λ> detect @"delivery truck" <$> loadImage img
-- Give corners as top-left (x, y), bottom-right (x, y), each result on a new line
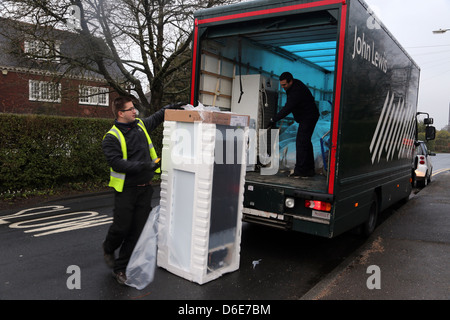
top-left (189, 0), bottom-right (435, 238)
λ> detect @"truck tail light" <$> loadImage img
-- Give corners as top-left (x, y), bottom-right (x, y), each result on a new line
top-left (419, 156), bottom-right (425, 165)
top-left (305, 200), bottom-right (332, 212)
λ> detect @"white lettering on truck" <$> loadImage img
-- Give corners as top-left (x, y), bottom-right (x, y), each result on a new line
top-left (351, 25), bottom-right (388, 73)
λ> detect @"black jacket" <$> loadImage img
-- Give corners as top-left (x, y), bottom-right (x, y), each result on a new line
top-left (273, 79), bottom-right (319, 123)
top-left (102, 109), bottom-right (165, 187)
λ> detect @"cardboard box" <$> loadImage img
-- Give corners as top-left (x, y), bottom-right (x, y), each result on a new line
top-left (165, 109), bottom-right (249, 127)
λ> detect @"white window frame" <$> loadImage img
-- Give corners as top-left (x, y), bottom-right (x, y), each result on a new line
top-left (79, 85), bottom-right (109, 106)
top-left (24, 39), bottom-right (61, 63)
top-left (29, 80), bottom-right (61, 103)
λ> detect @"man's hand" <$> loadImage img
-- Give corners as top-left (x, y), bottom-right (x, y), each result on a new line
top-left (145, 158), bottom-right (161, 172)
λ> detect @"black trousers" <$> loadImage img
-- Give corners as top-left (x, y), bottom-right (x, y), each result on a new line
top-left (295, 117), bottom-right (319, 175)
top-left (104, 185), bottom-right (154, 272)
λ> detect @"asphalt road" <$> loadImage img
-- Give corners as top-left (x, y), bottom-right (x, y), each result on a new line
top-left (1, 153), bottom-right (448, 300)
top-left (430, 153), bottom-right (450, 176)
top-left (1, 188), bottom-right (367, 300)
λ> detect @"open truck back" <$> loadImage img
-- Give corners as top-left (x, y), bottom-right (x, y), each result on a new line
top-left (191, 0), bottom-right (420, 238)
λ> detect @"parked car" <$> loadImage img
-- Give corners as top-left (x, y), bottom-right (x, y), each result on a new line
top-left (412, 141), bottom-right (435, 187)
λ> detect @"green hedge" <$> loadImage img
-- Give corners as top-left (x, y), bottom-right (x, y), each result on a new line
top-left (0, 114), bottom-right (163, 193)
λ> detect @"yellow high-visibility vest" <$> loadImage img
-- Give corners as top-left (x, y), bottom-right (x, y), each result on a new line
top-left (104, 118), bottom-right (160, 192)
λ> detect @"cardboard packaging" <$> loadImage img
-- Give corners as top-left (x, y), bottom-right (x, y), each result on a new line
top-left (164, 109), bottom-right (249, 127)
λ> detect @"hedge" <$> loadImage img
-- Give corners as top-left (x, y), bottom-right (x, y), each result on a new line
top-left (0, 114), bottom-right (163, 193)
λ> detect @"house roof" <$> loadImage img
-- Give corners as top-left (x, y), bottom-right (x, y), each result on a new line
top-left (0, 17), bottom-right (124, 82)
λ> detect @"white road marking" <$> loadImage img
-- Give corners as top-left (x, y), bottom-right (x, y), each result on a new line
top-left (432, 168), bottom-right (450, 176)
top-left (0, 205), bottom-right (112, 237)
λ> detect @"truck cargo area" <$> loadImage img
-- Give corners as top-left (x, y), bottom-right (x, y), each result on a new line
top-left (195, 6), bottom-right (340, 193)
top-left (193, 0), bottom-right (422, 238)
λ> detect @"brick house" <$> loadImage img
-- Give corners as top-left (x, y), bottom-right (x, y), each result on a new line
top-left (0, 18), bottom-right (123, 118)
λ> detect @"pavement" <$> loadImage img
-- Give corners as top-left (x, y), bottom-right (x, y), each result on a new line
top-left (301, 171), bottom-right (450, 300)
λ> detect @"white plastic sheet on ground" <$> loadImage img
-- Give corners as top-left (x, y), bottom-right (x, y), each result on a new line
top-left (125, 205), bottom-right (160, 290)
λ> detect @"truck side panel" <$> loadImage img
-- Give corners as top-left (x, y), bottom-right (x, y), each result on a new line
top-left (331, 0), bottom-right (419, 236)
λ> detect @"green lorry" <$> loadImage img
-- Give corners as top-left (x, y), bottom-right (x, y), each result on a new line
top-left (190, 0), bottom-right (435, 238)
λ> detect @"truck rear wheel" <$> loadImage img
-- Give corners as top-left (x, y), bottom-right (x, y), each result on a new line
top-left (361, 193), bottom-right (379, 237)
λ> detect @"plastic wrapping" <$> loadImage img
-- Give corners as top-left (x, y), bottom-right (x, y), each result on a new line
top-left (125, 205), bottom-right (160, 290)
top-left (157, 110), bottom-right (248, 284)
top-left (182, 101), bottom-right (221, 119)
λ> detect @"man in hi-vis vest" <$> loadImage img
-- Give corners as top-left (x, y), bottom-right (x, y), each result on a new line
top-left (102, 96), bottom-right (183, 285)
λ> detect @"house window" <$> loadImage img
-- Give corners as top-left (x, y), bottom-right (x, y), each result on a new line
top-left (79, 86), bottom-right (109, 106)
top-left (29, 80), bottom-right (61, 102)
top-left (24, 39), bottom-right (61, 62)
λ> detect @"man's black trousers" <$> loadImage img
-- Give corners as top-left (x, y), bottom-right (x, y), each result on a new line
top-left (295, 116), bottom-right (319, 175)
top-left (104, 185), bottom-right (154, 273)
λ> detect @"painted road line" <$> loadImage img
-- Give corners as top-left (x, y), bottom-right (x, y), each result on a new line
top-left (0, 205), bottom-right (112, 237)
top-left (432, 168), bottom-right (450, 176)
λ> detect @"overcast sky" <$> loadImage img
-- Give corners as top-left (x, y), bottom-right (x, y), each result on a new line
top-left (365, 0), bottom-right (450, 130)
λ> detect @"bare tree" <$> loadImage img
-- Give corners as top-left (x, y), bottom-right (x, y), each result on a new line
top-left (0, 0), bottom-right (242, 115)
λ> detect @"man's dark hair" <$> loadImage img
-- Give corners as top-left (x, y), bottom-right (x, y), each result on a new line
top-left (112, 96), bottom-right (133, 118)
top-left (280, 72), bottom-right (294, 82)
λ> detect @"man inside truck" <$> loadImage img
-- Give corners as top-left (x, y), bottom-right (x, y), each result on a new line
top-left (268, 72), bottom-right (320, 178)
